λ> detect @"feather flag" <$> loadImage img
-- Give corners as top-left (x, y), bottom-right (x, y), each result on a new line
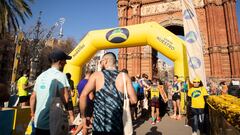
top-left (181, 0), bottom-right (206, 86)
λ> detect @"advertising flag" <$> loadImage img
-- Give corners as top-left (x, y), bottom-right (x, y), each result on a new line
top-left (181, 0), bottom-right (206, 86)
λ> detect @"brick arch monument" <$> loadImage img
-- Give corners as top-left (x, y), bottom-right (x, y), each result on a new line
top-left (117, 0), bottom-right (240, 80)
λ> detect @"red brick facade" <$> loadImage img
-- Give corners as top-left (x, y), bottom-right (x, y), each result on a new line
top-left (117, 0), bottom-right (240, 80)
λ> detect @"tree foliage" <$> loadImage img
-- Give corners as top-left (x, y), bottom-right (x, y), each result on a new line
top-left (38, 37), bottom-right (76, 73)
top-left (0, 0), bottom-right (33, 39)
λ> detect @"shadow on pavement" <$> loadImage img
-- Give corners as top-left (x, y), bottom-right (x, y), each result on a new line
top-left (133, 117), bottom-right (145, 131)
top-left (133, 98), bottom-right (168, 135)
top-left (145, 127), bottom-right (162, 135)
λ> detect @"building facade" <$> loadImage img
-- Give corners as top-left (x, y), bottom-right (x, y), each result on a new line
top-left (157, 59), bottom-right (174, 81)
top-left (117, 0), bottom-right (240, 80)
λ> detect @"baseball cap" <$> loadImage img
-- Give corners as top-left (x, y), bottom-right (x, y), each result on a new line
top-left (193, 77), bottom-right (201, 83)
top-left (49, 50), bottom-right (72, 61)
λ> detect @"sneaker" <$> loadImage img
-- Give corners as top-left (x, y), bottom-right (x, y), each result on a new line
top-left (192, 132), bottom-right (197, 135)
top-left (69, 127), bottom-right (76, 133)
top-left (151, 121), bottom-right (156, 125)
top-left (156, 117), bottom-right (161, 123)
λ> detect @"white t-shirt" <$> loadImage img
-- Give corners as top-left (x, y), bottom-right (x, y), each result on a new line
top-left (33, 67), bottom-right (70, 129)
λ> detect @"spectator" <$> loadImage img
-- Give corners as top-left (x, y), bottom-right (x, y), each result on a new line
top-left (66, 73), bottom-right (75, 124)
top-left (209, 79), bottom-right (220, 95)
top-left (76, 69), bottom-right (94, 135)
top-left (140, 73), bottom-right (151, 119)
top-left (17, 70), bottom-right (33, 107)
top-left (219, 81), bottom-right (228, 95)
top-left (228, 80), bottom-right (240, 98)
top-left (187, 77), bottom-right (208, 135)
top-left (131, 76), bottom-right (140, 120)
top-left (136, 75), bottom-right (144, 116)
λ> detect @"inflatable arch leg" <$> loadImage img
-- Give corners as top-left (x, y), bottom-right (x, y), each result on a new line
top-left (64, 22), bottom-right (188, 89)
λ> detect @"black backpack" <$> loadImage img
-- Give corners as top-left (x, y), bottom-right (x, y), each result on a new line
top-left (49, 80), bottom-right (69, 135)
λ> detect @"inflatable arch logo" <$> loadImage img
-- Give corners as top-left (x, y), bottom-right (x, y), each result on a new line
top-left (64, 22), bottom-right (188, 87)
top-left (106, 28), bottom-right (129, 43)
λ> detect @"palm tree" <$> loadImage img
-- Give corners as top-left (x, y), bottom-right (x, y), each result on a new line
top-left (0, 0), bottom-right (33, 39)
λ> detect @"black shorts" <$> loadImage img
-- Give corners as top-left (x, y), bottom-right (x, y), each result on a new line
top-left (19, 96), bottom-right (30, 103)
top-left (86, 101), bottom-right (94, 117)
top-left (137, 93), bottom-right (144, 101)
top-left (151, 97), bottom-right (160, 108)
top-left (67, 101), bottom-right (74, 111)
top-left (172, 93), bottom-right (180, 101)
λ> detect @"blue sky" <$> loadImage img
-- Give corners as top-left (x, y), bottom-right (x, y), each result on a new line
top-left (23, 0), bottom-right (119, 41)
top-left (23, 0), bottom-right (240, 65)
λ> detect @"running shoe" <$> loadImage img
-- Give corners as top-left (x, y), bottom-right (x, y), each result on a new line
top-left (69, 127), bottom-right (76, 133)
top-left (156, 117), bottom-right (161, 123)
top-left (170, 115), bottom-right (176, 119)
top-left (151, 121), bottom-right (156, 125)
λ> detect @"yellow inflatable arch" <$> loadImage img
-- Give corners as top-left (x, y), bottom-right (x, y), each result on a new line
top-left (64, 22), bottom-right (188, 88)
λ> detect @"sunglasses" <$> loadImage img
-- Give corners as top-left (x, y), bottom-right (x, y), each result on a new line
top-left (193, 81), bottom-right (200, 83)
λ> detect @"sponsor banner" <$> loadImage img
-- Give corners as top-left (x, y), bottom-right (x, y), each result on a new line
top-left (181, 0), bottom-right (206, 86)
top-left (156, 36), bottom-right (175, 50)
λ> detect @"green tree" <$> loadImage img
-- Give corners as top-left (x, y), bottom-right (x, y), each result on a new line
top-left (0, 0), bottom-right (33, 39)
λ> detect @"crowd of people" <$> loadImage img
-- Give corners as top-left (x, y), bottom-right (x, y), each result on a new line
top-left (0, 49), bottom-right (240, 135)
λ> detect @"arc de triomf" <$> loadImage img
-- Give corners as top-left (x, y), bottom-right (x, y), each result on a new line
top-left (117, 0), bottom-right (240, 80)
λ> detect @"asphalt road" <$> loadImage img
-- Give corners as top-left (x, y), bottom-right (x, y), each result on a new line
top-left (133, 115), bottom-right (192, 135)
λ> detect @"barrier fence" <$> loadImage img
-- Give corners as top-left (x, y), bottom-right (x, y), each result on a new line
top-left (208, 103), bottom-right (240, 135)
top-left (0, 107), bottom-right (31, 135)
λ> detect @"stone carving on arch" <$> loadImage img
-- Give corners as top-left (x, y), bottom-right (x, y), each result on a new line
top-left (118, 6), bottom-right (127, 18)
top-left (159, 19), bottom-right (183, 28)
top-left (159, 19), bottom-right (207, 52)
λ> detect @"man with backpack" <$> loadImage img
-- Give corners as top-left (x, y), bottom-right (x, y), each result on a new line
top-left (30, 50), bottom-right (71, 135)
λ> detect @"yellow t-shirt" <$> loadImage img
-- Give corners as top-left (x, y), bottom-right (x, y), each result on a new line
top-left (17, 76), bottom-right (28, 96)
top-left (150, 86), bottom-right (159, 99)
top-left (188, 87), bottom-right (208, 109)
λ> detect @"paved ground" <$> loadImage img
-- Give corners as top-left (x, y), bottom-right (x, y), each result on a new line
top-left (133, 115), bottom-right (192, 135)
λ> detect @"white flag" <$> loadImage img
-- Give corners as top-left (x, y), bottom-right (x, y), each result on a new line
top-left (181, 0), bottom-right (206, 86)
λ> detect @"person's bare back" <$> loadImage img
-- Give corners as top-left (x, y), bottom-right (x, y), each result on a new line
top-left (79, 52), bottom-right (137, 134)
top-left (92, 71), bottom-right (136, 104)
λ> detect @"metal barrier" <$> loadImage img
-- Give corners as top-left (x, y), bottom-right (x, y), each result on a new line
top-left (0, 107), bottom-right (31, 135)
top-left (12, 106), bottom-right (31, 135)
top-left (208, 104), bottom-right (240, 135)
top-left (0, 108), bottom-right (15, 135)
